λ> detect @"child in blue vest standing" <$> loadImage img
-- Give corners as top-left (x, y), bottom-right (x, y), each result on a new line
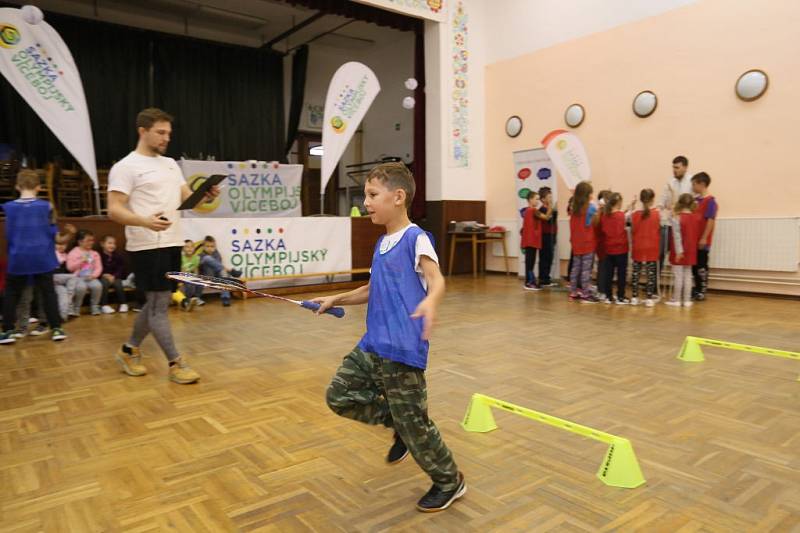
top-left (312, 162), bottom-right (465, 513)
top-left (0, 170), bottom-right (66, 343)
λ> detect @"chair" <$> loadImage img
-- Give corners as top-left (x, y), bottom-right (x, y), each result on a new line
top-left (56, 166), bottom-right (94, 216)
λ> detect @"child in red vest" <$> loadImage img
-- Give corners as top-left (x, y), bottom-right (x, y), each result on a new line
top-left (569, 181), bottom-right (599, 303)
top-left (537, 187), bottom-right (558, 287)
top-left (599, 193), bottom-right (630, 304)
top-left (595, 190), bottom-right (611, 302)
top-left (667, 193), bottom-right (699, 307)
top-left (630, 189), bottom-right (660, 307)
top-left (520, 191), bottom-right (552, 290)
top-left (691, 172), bottom-right (717, 301)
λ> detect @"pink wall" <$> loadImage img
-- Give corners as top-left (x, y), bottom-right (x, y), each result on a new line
top-left (483, 0), bottom-right (800, 288)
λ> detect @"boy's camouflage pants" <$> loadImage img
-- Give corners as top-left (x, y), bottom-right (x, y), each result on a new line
top-left (326, 346), bottom-right (459, 490)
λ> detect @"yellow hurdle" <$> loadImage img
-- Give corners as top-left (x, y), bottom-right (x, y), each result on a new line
top-left (678, 336), bottom-right (800, 380)
top-left (461, 393), bottom-right (646, 489)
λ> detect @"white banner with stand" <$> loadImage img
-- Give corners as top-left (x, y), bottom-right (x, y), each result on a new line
top-left (182, 217), bottom-right (352, 289)
top-left (0, 6), bottom-right (97, 192)
top-left (321, 62), bottom-right (380, 200)
top-left (178, 160), bottom-right (302, 218)
top-left (512, 148), bottom-right (558, 279)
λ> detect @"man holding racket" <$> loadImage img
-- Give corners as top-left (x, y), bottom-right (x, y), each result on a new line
top-left (108, 108), bottom-right (218, 384)
top-left (312, 162), bottom-right (465, 513)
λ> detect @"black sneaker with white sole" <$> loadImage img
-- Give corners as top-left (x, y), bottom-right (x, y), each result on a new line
top-left (387, 432), bottom-right (409, 464)
top-left (416, 472), bottom-right (466, 512)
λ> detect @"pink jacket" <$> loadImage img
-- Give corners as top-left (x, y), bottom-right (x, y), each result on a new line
top-left (66, 247), bottom-right (102, 279)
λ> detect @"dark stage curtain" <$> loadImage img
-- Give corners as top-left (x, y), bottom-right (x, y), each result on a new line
top-left (283, 45), bottom-right (309, 161)
top-left (0, 5), bottom-right (284, 168)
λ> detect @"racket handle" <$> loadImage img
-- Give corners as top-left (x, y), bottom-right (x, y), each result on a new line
top-left (301, 300), bottom-right (345, 318)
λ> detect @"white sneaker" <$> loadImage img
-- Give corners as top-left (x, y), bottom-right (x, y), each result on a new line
top-left (28, 317), bottom-right (39, 324)
top-left (101, 305), bottom-right (116, 314)
top-left (118, 304), bottom-right (129, 313)
top-left (630, 297), bottom-right (640, 306)
top-left (644, 299), bottom-right (655, 308)
top-left (665, 300), bottom-right (681, 307)
top-left (683, 301), bottom-right (694, 308)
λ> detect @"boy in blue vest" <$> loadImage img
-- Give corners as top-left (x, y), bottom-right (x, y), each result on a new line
top-left (312, 162), bottom-right (465, 513)
top-left (0, 170), bottom-right (66, 343)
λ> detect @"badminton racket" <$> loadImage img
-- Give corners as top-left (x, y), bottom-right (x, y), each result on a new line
top-left (166, 272), bottom-right (345, 318)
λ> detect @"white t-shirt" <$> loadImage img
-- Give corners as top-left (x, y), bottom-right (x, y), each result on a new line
top-left (658, 174), bottom-right (694, 226)
top-left (375, 223), bottom-right (438, 290)
top-left (108, 151), bottom-right (185, 251)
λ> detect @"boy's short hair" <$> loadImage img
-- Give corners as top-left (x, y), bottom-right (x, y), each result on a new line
top-left (366, 162), bottom-right (416, 208)
top-left (204, 235), bottom-right (216, 243)
top-left (673, 155), bottom-right (689, 166)
top-left (526, 190), bottom-right (537, 200)
top-left (538, 186), bottom-right (551, 198)
top-left (691, 172), bottom-right (711, 187)
top-left (16, 169), bottom-right (40, 191)
top-left (184, 239), bottom-right (193, 244)
top-left (136, 108), bottom-right (174, 130)
top-left (100, 234), bottom-right (114, 243)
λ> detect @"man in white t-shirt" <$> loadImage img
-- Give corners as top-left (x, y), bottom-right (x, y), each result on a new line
top-left (108, 108), bottom-right (218, 384)
top-left (658, 155), bottom-right (693, 268)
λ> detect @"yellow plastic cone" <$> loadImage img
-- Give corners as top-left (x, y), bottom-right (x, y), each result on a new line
top-left (350, 206), bottom-right (361, 217)
top-left (461, 394), bottom-right (497, 433)
top-left (677, 336), bottom-right (705, 362)
top-left (596, 438), bottom-right (646, 488)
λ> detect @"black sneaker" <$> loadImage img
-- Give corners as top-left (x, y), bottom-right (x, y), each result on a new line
top-left (695, 292), bottom-right (706, 301)
top-left (229, 268), bottom-right (243, 278)
top-left (387, 432), bottom-right (409, 464)
top-left (0, 330), bottom-right (17, 345)
top-left (416, 472), bottom-right (466, 513)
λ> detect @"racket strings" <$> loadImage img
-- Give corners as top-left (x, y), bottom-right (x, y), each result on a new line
top-left (166, 272), bottom-right (247, 292)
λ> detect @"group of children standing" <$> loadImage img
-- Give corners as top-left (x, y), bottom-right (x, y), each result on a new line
top-left (520, 172), bottom-right (718, 307)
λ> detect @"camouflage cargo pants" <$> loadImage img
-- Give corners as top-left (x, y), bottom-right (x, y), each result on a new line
top-left (326, 346), bottom-right (460, 490)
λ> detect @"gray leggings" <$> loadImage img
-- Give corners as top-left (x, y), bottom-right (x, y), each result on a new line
top-left (129, 291), bottom-right (179, 361)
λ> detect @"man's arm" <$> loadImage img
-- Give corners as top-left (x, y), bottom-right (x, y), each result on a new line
top-left (180, 183), bottom-right (221, 203)
top-left (108, 191), bottom-right (171, 231)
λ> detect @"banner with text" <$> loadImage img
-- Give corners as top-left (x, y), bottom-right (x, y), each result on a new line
top-left (179, 160), bottom-right (302, 218)
top-left (321, 62), bottom-right (380, 193)
top-left (182, 217), bottom-right (352, 288)
top-left (0, 6), bottom-right (97, 187)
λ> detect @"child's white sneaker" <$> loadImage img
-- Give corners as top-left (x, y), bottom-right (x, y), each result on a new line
top-left (101, 305), bottom-right (116, 314)
top-left (118, 304), bottom-right (129, 313)
top-left (644, 299), bottom-right (655, 308)
top-left (682, 301), bottom-right (694, 308)
top-left (630, 297), bottom-right (640, 306)
top-left (665, 300), bottom-right (681, 307)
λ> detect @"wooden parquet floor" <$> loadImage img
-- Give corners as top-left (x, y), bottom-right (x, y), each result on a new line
top-left (0, 276), bottom-right (799, 532)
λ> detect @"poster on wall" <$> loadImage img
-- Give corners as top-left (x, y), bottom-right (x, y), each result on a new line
top-left (183, 217), bottom-right (352, 289)
top-left (305, 103), bottom-right (323, 130)
top-left (513, 148), bottom-right (558, 279)
top-left (352, 0), bottom-right (446, 22)
top-left (179, 160), bottom-right (302, 218)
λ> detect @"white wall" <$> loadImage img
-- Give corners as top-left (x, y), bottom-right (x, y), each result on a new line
top-left (423, 0), bottom-right (486, 202)
top-left (483, 0), bottom-right (699, 64)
